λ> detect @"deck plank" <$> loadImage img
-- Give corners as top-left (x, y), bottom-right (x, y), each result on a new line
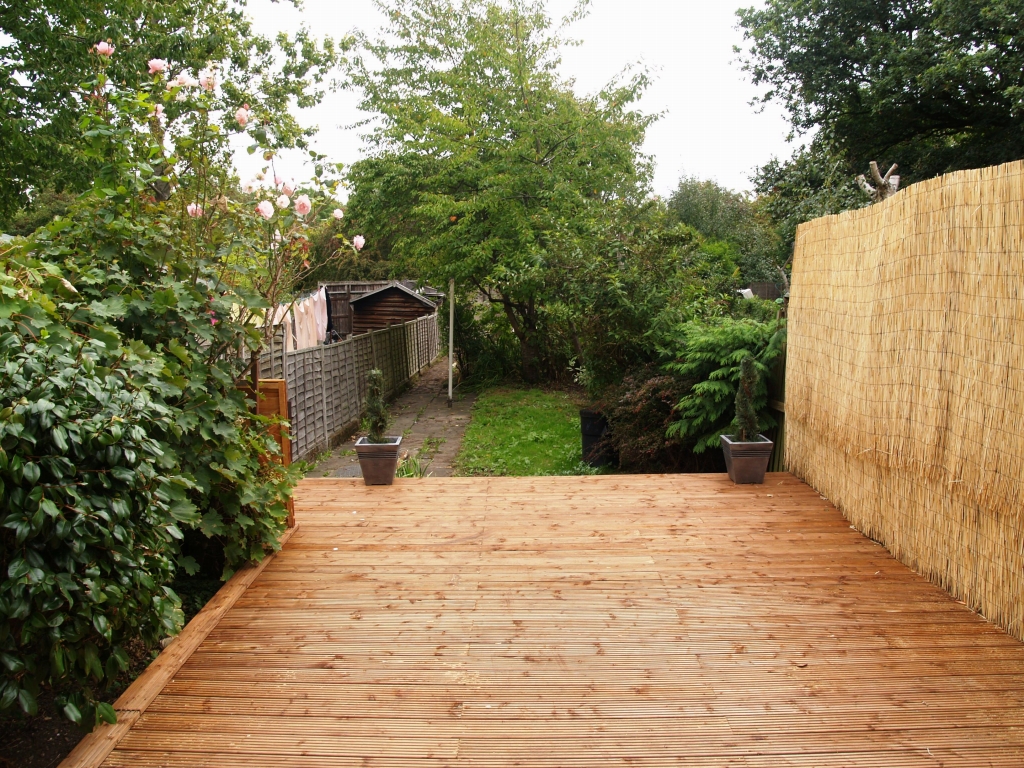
top-left (98, 474), bottom-right (1024, 766)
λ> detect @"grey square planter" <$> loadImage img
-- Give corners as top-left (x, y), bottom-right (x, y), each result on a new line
top-left (720, 434), bottom-right (774, 485)
top-left (355, 436), bottom-right (402, 485)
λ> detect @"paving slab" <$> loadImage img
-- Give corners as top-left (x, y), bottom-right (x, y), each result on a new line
top-left (311, 361), bottom-right (476, 479)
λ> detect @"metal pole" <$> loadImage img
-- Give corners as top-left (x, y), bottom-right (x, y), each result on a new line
top-left (448, 278), bottom-right (455, 408)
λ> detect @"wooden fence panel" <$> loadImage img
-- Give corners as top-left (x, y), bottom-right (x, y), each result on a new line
top-left (259, 314), bottom-right (439, 464)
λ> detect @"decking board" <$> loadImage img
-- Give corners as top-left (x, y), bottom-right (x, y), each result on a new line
top-left (90, 474), bottom-right (1024, 766)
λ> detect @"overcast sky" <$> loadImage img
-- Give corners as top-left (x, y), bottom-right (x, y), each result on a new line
top-left (236, 0), bottom-right (794, 197)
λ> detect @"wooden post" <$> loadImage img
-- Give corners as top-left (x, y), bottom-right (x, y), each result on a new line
top-left (346, 284), bottom-right (353, 338)
top-left (448, 279), bottom-right (455, 408)
top-left (239, 379), bottom-right (294, 528)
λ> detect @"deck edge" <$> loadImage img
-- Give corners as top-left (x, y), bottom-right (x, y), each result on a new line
top-left (57, 523), bottom-right (299, 768)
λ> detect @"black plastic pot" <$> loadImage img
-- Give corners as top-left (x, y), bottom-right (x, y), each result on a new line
top-left (355, 436), bottom-right (402, 485)
top-left (720, 434), bottom-right (774, 484)
top-left (580, 409), bottom-right (614, 468)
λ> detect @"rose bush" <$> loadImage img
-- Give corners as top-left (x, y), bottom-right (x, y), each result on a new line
top-left (1, 47), bottom-right (350, 727)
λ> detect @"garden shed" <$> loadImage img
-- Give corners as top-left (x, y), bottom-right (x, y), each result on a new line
top-left (350, 281), bottom-right (438, 334)
top-left (322, 280), bottom-right (443, 337)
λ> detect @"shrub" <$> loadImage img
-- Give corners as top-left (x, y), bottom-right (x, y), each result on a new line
top-left (601, 365), bottom-right (727, 473)
top-left (0, 249), bottom-right (186, 726)
top-left (0, 46), bottom-right (325, 728)
top-left (364, 370), bottom-right (391, 442)
top-left (446, 296), bottom-right (521, 385)
top-left (665, 317), bottom-right (785, 452)
top-left (732, 355), bottom-right (761, 441)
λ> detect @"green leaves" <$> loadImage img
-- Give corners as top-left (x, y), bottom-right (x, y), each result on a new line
top-left (0, 0), bottom-right (344, 228)
top-left (345, 0), bottom-right (653, 381)
top-left (738, 0), bottom-right (1024, 186)
top-left (664, 317), bottom-right (785, 453)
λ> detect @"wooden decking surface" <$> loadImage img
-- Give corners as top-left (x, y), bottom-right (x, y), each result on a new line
top-left (100, 474), bottom-right (1024, 766)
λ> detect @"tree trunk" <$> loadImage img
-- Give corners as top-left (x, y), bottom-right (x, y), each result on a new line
top-left (519, 336), bottom-right (540, 384)
top-left (500, 298), bottom-right (541, 384)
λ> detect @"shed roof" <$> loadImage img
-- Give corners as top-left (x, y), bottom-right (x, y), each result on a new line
top-left (349, 281), bottom-right (437, 310)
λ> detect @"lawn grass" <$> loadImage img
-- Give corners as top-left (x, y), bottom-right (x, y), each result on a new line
top-left (454, 387), bottom-right (590, 476)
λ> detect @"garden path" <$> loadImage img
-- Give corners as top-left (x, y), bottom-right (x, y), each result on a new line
top-left (313, 362), bottom-right (476, 479)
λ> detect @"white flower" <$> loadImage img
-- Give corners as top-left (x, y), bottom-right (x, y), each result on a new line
top-left (332, 208), bottom-right (344, 220)
top-left (276, 194), bottom-right (290, 210)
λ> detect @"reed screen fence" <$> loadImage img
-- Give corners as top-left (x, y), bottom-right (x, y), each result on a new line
top-left (786, 160), bottom-right (1024, 641)
top-left (259, 313), bottom-right (440, 462)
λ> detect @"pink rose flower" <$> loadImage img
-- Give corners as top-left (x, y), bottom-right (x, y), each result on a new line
top-left (293, 195), bottom-right (312, 216)
top-left (332, 208), bottom-right (344, 220)
top-left (274, 175), bottom-right (284, 188)
top-left (256, 200), bottom-right (275, 219)
top-left (174, 72), bottom-right (199, 88)
top-left (153, 104), bottom-right (165, 117)
top-left (199, 70), bottom-right (216, 91)
top-left (352, 235), bottom-right (366, 251)
top-left (235, 107), bottom-right (250, 127)
top-left (186, 203), bottom-right (204, 218)
top-left (93, 42), bottom-right (114, 57)
top-left (281, 181), bottom-right (295, 197)
top-left (276, 194), bottom-right (291, 210)
top-left (148, 59), bottom-right (167, 75)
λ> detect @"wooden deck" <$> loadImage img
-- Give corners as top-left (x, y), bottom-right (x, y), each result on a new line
top-left (77, 474), bottom-right (1024, 766)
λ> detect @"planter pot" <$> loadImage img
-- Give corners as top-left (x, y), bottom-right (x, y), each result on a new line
top-left (355, 436), bottom-right (402, 486)
top-left (580, 409), bottom-right (614, 468)
top-left (720, 434), bottom-right (774, 484)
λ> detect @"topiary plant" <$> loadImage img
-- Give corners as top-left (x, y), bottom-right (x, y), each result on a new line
top-left (364, 369), bottom-right (391, 443)
top-left (733, 354), bottom-right (761, 442)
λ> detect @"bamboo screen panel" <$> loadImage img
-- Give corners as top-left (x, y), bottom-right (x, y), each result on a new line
top-left (786, 160), bottom-right (1024, 641)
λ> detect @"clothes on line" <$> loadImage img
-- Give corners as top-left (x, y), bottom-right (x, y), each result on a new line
top-left (267, 287), bottom-right (329, 351)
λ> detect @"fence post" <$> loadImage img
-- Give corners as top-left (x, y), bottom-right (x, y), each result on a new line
top-left (318, 345), bottom-right (328, 455)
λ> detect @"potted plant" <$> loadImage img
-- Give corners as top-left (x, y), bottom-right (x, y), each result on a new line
top-left (720, 355), bottom-right (774, 484)
top-left (355, 369), bottom-right (402, 485)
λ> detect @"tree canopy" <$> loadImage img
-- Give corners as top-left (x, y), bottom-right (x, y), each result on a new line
top-left (0, 0), bottom-right (342, 226)
top-left (738, 0), bottom-right (1024, 184)
top-left (344, 0), bottom-right (655, 381)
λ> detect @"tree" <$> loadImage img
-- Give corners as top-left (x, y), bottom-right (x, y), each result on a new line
top-left (0, 0), bottom-right (342, 227)
top-left (737, 0), bottom-right (1024, 184)
top-left (345, 0), bottom-right (654, 381)
top-left (752, 137), bottom-right (869, 256)
top-left (666, 176), bottom-right (782, 281)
